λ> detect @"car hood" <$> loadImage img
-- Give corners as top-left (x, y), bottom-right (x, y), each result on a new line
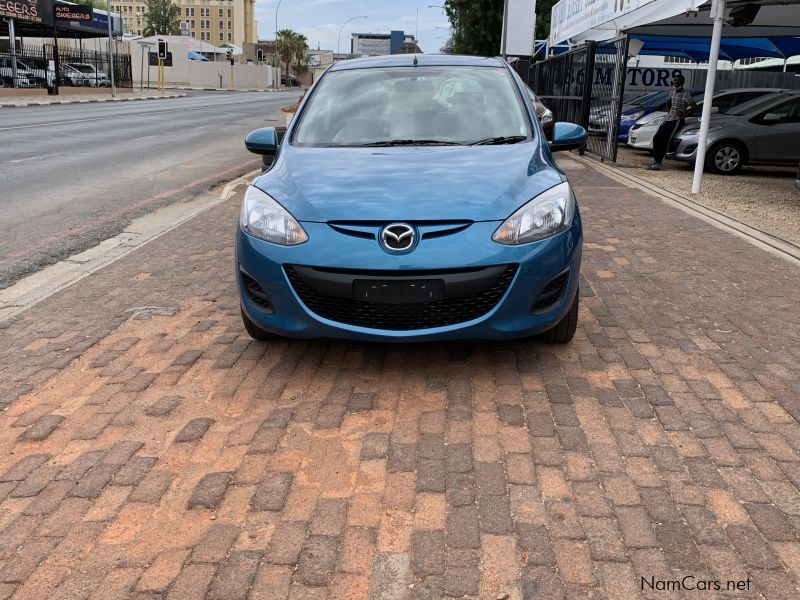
top-left (254, 143), bottom-right (565, 222)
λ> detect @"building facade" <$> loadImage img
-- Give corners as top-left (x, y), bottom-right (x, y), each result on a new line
top-left (112, 0), bottom-right (256, 47)
top-left (350, 30), bottom-right (418, 56)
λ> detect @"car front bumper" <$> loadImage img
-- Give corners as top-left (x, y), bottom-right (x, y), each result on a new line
top-left (237, 214), bottom-right (583, 342)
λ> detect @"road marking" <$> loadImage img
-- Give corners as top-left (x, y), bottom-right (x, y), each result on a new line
top-left (0, 169), bottom-right (258, 324)
top-left (1, 159), bottom-right (259, 265)
top-left (0, 94), bottom-right (296, 131)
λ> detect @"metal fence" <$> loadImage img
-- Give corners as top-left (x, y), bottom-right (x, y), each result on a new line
top-left (585, 37), bottom-right (629, 162)
top-left (524, 37), bottom-right (629, 162)
top-left (0, 43), bottom-right (132, 89)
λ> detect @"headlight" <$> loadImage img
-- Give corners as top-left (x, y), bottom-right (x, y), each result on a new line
top-left (648, 116), bottom-right (666, 127)
top-left (239, 185), bottom-right (308, 245)
top-left (682, 125), bottom-right (723, 136)
top-left (493, 182), bottom-right (576, 245)
top-left (622, 110), bottom-right (645, 122)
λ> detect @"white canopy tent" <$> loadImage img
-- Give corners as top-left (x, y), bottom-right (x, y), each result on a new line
top-left (548, 0), bottom-right (800, 193)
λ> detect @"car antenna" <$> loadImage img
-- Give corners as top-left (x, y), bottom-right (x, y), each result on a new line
top-left (413, 8), bottom-right (419, 66)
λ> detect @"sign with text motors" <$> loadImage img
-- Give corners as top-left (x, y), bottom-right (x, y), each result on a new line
top-left (549, 0), bottom-right (655, 45)
top-left (54, 2), bottom-right (92, 21)
top-left (0, 0), bottom-right (54, 23)
top-left (503, 0), bottom-right (537, 56)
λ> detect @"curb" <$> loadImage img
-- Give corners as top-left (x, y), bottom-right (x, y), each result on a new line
top-left (0, 93), bottom-right (187, 108)
top-left (575, 154), bottom-right (800, 266)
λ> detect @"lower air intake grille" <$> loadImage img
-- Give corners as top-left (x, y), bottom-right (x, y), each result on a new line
top-left (285, 265), bottom-right (517, 331)
top-left (532, 271), bottom-right (569, 314)
top-left (241, 272), bottom-right (274, 313)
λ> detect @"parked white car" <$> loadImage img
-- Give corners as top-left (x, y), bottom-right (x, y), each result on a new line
top-left (627, 88), bottom-right (785, 151)
top-left (67, 63), bottom-right (110, 87)
top-left (0, 57), bottom-right (34, 87)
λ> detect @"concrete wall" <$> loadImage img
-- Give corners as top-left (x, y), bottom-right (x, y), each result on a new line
top-left (130, 42), bottom-right (275, 89)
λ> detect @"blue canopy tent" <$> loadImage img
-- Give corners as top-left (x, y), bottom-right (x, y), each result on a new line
top-left (630, 33), bottom-right (800, 63)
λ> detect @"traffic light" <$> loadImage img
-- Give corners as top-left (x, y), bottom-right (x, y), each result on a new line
top-left (157, 40), bottom-right (168, 60)
top-left (257, 49), bottom-right (264, 63)
top-left (227, 49), bottom-right (234, 66)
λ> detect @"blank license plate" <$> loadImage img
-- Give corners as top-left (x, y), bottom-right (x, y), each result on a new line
top-left (354, 279), bottom-right (444, 304)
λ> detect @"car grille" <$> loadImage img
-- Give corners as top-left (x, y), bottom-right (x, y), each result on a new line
top-left (241, 271), bottom-right (274, 313)
top-left (532, 271), bottom-right (569, 314)
top-left (285, 265), bottom-right (517, 331)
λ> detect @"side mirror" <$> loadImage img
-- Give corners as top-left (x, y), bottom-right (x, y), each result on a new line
top-left (709, 106), bottom-right (719, 114)
top-left (762, 112), bottom-right (782, 122)
top-left (549, 122), bottom-right (588, 152)
top-left (245, 127), bottom-right (278, 155)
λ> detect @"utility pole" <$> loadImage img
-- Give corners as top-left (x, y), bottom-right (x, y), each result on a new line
top-left (105, 0), bottom-right (117, 97)
top-left (7, 18), bottom-right (17, 88)
top-left (274, 0), bottom-right (282, 89)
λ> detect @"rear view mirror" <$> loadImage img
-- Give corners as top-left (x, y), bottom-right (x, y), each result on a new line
top-left (549, 122), bottom-right (588, 152)
top-left (245, 127), bottom-right (278, 155)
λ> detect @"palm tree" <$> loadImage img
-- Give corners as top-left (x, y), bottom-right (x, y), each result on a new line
top-left (276, 29), bottom-right (309, 80)
top-left (277, 29), bottom-right (296, 80)
top-left (293, 33), bottom-right (309, 75)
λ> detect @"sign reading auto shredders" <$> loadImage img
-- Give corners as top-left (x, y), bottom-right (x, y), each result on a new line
top-left (0, 0), bottom-right (50, 23)
top-left (54, 2), bottom-right (92, 21)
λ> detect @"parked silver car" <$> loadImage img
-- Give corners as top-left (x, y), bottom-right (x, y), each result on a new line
top-left (669, 91), bottom-right (800, 174)
top-left (628, 87), bottom-right (784, 151)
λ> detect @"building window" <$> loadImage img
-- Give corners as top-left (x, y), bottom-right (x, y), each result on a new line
top-left (228, 32), bottom-right (232, 41)
top-left (219, 32), bottom-right (224, 41)
top-left (219, 20), bottom-right (223, 29)
top-left (219, 8), bottom-right (223, 17)
top-left (227, 9), bottom-right (231, 17)
top-left (227, 20), bottom-right (231, 29)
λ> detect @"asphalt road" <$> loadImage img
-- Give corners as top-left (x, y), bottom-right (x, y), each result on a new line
top-left (0, 91), bottom-right (298, 289)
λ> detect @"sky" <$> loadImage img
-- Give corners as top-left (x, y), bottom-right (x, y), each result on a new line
top-left (254, 0), bottom-right (452, 55)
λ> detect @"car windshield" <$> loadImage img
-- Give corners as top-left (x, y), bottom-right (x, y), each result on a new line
top-left (629, 91), bottom-right (662, 106)
top-left (725, 93), bottom-right (788, 116)
top-left (292, 65), bottom-right (531, 146)
top-left (71, 65), bottom-right (94, 73)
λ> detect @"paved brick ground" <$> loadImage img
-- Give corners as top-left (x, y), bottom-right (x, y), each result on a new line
top-left (0, 159), bottom-right (799, 599)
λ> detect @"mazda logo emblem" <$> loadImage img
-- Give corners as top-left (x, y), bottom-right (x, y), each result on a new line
top-left (380, 223), bottom-right (416, 252)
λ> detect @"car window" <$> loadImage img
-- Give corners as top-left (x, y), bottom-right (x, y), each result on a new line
top-left (293, 65), bottom-right (531, 146)
top-left (727, 93), bottom-right (788, 116)
top-left (761, 98), bottom-right (800, 122)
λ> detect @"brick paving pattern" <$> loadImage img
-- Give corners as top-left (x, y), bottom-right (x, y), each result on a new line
top-left (0, 159), bottom-right (798, 599)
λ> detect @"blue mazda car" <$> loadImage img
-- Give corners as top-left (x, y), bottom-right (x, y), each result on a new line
top-left (237, 54), bottom-right (587, 343)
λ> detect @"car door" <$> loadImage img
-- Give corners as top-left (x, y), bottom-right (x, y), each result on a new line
top-left (752, 98), bottom-right (800, 163)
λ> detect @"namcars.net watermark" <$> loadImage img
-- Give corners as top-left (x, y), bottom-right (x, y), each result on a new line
top-left (642, 575), bottom-right (753, 593)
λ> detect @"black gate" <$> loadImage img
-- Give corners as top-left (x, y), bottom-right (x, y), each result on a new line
top-left (527, 36), bottom-right (629, 162)
top-left (1, 43), bottom-right (132, 90)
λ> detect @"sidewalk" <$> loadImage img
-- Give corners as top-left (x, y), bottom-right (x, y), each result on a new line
top-left (0, 91), bottom-right (186, 108)
top-left (0, 158), bottom-right (798, 599)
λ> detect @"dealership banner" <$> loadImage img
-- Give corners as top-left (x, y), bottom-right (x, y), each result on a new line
top-left (0, 0), bottom-right (54, 23)
top-left (54, 1), bottom-right (92, 21)
top-left (549, 0), bottom-right (656, 45)
top-left (503, 0), bottom-right (537, 56)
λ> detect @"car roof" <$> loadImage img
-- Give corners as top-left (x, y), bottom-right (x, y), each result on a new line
top-left (714, 87), bottom-right (790, 94)
top-left (329, 54), bottom-right (505, 72)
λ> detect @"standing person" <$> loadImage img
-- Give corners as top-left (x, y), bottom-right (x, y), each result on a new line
top-left (647, 75), bottom-right (697, 171)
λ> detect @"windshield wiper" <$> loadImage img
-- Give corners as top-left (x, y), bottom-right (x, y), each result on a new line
top-left (470, 135), bottom-right (527, 146)
top-left (361, 139), bottom-right (461, 147)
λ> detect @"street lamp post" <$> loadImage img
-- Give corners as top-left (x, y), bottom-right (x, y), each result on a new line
top-left (274, 0), bottom-right (282, 89)
top-left (337, 15), bottom-right (368, 56)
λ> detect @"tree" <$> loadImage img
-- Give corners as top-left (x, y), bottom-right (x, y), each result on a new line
top-left (276, 29), bottom-right (309, 77)
top-left (443, 0), bottom-right (559, 57)
top-left (143, 0), bottom-right (180, 37)
top-left (293, 33), bottom-right (309, 74)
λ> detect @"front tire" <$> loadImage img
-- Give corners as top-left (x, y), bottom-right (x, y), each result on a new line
top-left (538, 291), bottom-right (579, 343)
top-left (706, 141), bottom-right (744, 175)
top-left (241, 309), bottom-right (278, 340)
